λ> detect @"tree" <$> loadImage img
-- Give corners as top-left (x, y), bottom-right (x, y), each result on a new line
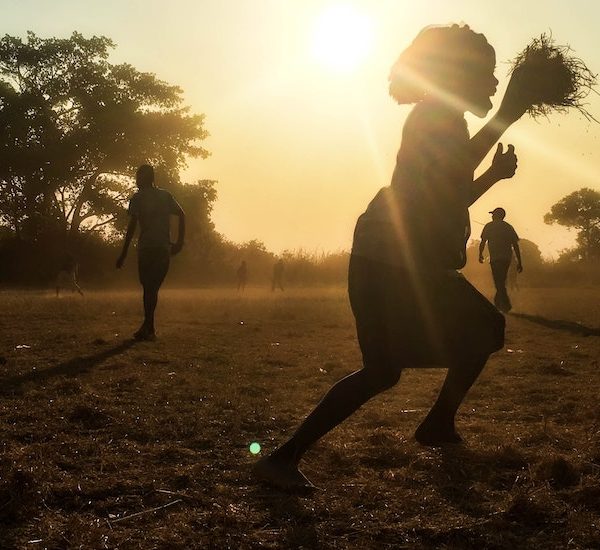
top-left (544, 188), bottom-right (600, 261)
top-left (0, 31), bottom-right (209, 242)
top-left (169, 179), bottom-right (223, 282)
top-left (518, 238), bottom-right (545, 268)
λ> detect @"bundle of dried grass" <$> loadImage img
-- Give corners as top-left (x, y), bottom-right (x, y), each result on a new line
top-left (510, 34), bottom-right (597, 121)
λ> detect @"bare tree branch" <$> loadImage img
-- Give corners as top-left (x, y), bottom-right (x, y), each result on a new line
top-left (84, 215), bottom-right (117, 231)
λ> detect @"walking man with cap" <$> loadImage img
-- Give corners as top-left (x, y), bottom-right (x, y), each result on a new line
top-left (479, 207), bottom-right (522, 312)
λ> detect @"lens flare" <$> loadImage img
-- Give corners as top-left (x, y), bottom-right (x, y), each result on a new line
top-left (249, 442), bottom-right (261, 455)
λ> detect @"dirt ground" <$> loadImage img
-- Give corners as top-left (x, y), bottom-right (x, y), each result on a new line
top-left (0, 285), bottom-right (599, 549)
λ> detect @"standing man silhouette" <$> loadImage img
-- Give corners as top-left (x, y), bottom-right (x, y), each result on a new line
top-left (237, 260), bottom-right (248, 292)
top-left (116, 164), bottom-right (185, 340)
top-left (272, 259), bottom-right (285, 291)
top-left (479, 207), bottom-right (522, 312)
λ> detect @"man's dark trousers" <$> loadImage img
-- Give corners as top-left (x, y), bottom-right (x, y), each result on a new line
top-left (490, 260), bottom-right (511, 312)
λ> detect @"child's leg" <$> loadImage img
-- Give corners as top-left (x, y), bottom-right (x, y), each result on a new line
top-left (137, 249), bottom-right (169, 337)
top-left (275, 365), bottom-right (402, 462)
top-left (416, 275), bottom-right (505, 444)
top-left (254, 359), bottom-right (403, 488)
top-left (142, 283), bottom-right (160, 333)
top-left (415, 353), bottom-right (488, 444)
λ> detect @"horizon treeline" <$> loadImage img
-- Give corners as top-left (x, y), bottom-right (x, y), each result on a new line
top-left (1, 32), bottom-right (598, 289)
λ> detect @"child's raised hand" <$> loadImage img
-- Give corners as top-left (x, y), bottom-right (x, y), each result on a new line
top-left (498, 67), bottom-right (530, 124)
top-left (490, 143), bottom-right (518, 180)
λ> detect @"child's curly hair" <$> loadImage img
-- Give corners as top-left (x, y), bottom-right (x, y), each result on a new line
top-left (389, 24), bottom-right (493, 104)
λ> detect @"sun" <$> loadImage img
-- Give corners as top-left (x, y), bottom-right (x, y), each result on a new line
top-left (310, 4), bottom-right (374, 73)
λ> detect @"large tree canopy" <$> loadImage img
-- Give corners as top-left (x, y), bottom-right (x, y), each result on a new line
top-left (0, 31), bottom-right (209, 240)
top-left (544, 187), bottom-right (600, 261)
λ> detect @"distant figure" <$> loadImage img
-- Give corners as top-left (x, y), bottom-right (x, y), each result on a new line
top-left (272, 259), bottom-right (285, 291)
top-left (237, 260), bottom-right (248, 292)
top-left (56, 253), bottom-right (83, 297)
top-left (116, 164), bottom-right (185, 341)
top-left (254, 24), bottom-right (529, 490)
top-left (479, 207), bottom-right (522, 312)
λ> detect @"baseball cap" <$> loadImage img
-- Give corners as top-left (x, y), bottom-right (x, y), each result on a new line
top-left (489, 207), bottom-right (506, 217)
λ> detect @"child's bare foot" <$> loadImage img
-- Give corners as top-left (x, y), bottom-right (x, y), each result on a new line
top-left (133, 326), bottom-right (156, 341)
top-left (414, 420), bottom-right (463, 446)
top-left (253, 455), bottom-right (316, 491)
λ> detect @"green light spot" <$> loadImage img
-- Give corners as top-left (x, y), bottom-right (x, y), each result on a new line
top-left (249, 442), bottom-right (261, 455)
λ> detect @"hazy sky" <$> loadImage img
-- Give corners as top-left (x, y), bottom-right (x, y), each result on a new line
top-left (4, 0), bottom-right (599, 257)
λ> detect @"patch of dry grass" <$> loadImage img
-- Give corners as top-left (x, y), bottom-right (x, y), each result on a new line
top-left (0, 287), bottom-right (599, 548)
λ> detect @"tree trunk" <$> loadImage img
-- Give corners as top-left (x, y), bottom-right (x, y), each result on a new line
top-left (68, 172), bottom-right (99, 237)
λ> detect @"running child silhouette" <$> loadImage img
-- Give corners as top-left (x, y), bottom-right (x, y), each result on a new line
top-left (255, 24), bottom-right (529, 489)
top-left (56, 252), bottom-right (84, 297)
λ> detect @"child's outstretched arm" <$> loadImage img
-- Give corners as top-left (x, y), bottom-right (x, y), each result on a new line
top-left (467, 69), bottom-right (529, 204)
top-left (468, 67), bottom-right (528, 169)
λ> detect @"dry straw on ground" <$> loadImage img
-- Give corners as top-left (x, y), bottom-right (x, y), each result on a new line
top-left (0, 288), bottom-right (599, 548)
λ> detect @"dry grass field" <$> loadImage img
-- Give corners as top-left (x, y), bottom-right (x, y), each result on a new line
top-left (0, 285), bottom-right (599, 549)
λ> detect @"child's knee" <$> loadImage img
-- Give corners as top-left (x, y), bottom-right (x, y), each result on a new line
top-left (455, 309), bottom-right (505, 364)
top-left (364, 366), bottom-right (402, 395)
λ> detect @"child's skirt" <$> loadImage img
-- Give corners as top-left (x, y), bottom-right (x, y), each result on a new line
top-left (348, 254), bottom-right (505, 369)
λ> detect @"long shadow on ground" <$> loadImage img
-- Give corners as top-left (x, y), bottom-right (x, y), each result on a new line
top-left (0, 339), bottom-right (137, 393)
top-left (420, 445), bottom-right (559, 547)
top-left (249, 486), bottom-right (319, 547)
top-left (510, 312), bottom-right (600, 337)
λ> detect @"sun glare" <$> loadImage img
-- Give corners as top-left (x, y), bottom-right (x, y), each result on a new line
top-left (310, 4), bottom-right (374, 73)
